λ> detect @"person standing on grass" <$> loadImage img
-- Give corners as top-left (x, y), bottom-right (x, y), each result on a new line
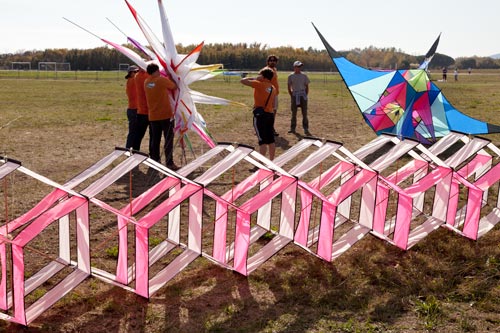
top-left (287, 61), bottom-right (311, 136)
top-left (442, 67), bottom-right (447, 82)
top-left (262, 55), bottom-right (280, 136)
top-left (124, 65), bottom-right (139, 149)
top-left (134, 66), bottom-right (152, 153)
top-left (240, 68), bottom-right (277, 160)
top-left (144, 63), bottom-right (179, 170)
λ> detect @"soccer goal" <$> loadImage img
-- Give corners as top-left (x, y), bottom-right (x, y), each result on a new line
top-left (38, 62), bottom-right (71, 71)
top-left (119, 63), bottom-right (130, 72)
top-left (11, 62), bottom-right (31, 70)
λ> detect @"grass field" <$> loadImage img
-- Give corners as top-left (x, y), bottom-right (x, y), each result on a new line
top-left (0, 69), bottom-right (499, 332)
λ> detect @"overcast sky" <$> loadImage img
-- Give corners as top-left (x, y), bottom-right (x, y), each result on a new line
top-left (1, 0), bottom-right (498, 58)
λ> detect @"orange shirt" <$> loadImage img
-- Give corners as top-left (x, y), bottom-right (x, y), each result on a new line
top-left (135, 71), bottom-right (149, 115)
top-left (144, 75), bottom-right (177, 121)
top-left (250, 80), bottom-right (276, 113)
top-left (262, 66), bottom-right (279, 95)
top-left (126, 77), bottom-right (138, 109)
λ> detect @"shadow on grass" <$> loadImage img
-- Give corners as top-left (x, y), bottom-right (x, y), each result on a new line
top-left (4, 226), bottom-right (498, 332)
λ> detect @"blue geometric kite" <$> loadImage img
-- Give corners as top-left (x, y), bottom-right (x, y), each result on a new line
top-left (313, 23), bottom-right (500, 144)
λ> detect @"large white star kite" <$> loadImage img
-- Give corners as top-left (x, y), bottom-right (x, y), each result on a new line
top-left (70, 0), bottom-right (244, 149)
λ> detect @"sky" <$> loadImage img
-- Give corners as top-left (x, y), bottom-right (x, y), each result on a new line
top-left (1, 0), bottom-right (499, 59)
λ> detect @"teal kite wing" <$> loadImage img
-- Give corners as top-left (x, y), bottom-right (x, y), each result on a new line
top-left (312, 23), bottom-right (500, 143)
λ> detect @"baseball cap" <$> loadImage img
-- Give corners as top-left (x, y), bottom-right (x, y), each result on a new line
top-left (293, 61), bottom-right (303, 67)
top-left (128, 65), bottom-right (139, 72)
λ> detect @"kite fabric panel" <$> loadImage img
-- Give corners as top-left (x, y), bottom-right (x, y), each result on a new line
top-left (66, 0), bottom-right (245, 150)
top-left (1, 133), bottom-right (500, 326)
top-left (312, 23), bottom-right (500, 144)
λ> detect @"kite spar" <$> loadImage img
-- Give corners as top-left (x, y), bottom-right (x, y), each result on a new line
top-left (312, 23), bottom-right (500, 143)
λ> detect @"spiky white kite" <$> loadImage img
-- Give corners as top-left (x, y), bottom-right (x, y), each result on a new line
top-left (68, 0), bottom-right (243, 149)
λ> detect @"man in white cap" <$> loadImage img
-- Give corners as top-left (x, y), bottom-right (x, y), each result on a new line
top-left (287, 60), bottom-right (311, 136)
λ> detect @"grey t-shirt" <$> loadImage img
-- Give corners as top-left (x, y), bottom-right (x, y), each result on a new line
top-left (288, 72), bottom-right (310, 95)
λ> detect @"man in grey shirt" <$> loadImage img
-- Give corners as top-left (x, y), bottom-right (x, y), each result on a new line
top-left (287, 61), bottom-right (311, 136)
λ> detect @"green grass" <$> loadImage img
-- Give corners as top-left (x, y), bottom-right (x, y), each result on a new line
top-left (0, 70), bottom-right (500, 332)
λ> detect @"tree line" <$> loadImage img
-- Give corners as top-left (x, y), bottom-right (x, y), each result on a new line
top-left (1, 43), bottom-right (499, 71)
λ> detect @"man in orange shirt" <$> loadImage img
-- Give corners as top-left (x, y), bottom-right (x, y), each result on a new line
top-left (134, 67), bottom-right (151, 153)
top-left (144, 63), bottom-right (179, 170)
top-left (263, 55), bottom-right (280, 136)
top-left (240, 68), bottom-right (277, 160)
top-left (125, 65), bottom-right (139, 149)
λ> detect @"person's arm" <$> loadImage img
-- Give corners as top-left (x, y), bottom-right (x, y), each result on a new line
top-left (287, 78), bottom-right (293, 95)
top-left (305, 83), bottom-right (309, 95)
top-left (240, 77), bottom-right (255, 87)
top-left (163, 76), bottom-right (178, 90)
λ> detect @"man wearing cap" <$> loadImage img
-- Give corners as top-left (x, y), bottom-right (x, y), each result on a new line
top-left (125, 65), bottom-right (139, 149)
top-left (287, 60), bottom-right (311, 136)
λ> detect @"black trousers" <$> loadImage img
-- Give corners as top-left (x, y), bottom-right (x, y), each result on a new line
top-left (149, 118), bottom-right (175, 166)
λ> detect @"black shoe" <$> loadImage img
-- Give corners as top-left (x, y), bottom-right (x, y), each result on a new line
top-left (304, 130), bottom-right (312, 136)
top-left (167, 163), bottom-right (180, 171)
top-left (288, 129), bottom-right (295, 134)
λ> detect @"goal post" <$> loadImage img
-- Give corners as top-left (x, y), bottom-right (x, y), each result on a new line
top-left (37, 62), bottom-right (71, 71)
top-left (56, 62), bottom-right (71, 71)
top-left (11, 62), bottom-right (31, 70)
top-left (119, 63), bottom-right (130, 72)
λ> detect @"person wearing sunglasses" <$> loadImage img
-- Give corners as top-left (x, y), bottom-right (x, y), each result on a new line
top-left (263, 55), bottom-right (280, 136)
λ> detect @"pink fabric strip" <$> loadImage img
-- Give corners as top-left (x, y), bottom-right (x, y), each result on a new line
top-left (120, 176), bottom-right (180, 216)
top-left (0, 189), bottom-right (67, 235)
top-left (474, 163), bottom-right (500, 190)
top-left (294, 189), bottom-right (313, 246)
top-left (393, 194), bottom-right (413, 249)
top-left (239, 176), bottom-right (296, 213)
top-left (328, 169), bottom-right (377, 206)
top-left (116, 176), bottom-right (180, 282)
top-left (233, 211), bottom-right (251, 275)
top-left (12, 245), bottom-right (26, 325)
top-left (0, 244), bottom-right (6, 310)
top-left (221, 169), bottom-right (273, 202)
top-left (446, 180), bottom-right (460, 226)
top-left (405, 167), bottom-right (451, 197)
top-left (317, 204), bottom-right (337, 261)
top-left (135, 225), bottom-right (150, 298)
top-left (385, 159), bottom-right (428, 184)
top-left (15, 197), bottom-right (87, 247)
top-left (139, 184), bottom-right (202, 229)
top-left (373, 185), bottom-right (390, 234)
top-left (311, 161), bottom-right (354, 190)
top-left (462, 188), bottom-right (483, 240)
